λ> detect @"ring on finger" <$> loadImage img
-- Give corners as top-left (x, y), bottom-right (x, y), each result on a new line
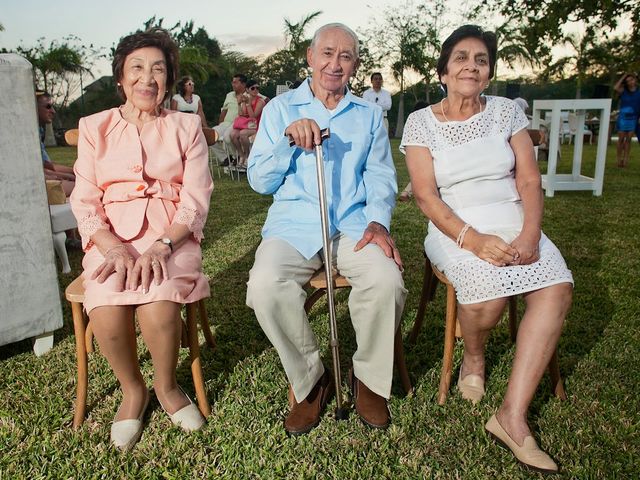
top-left (151, 260), bottom-right (160, 268)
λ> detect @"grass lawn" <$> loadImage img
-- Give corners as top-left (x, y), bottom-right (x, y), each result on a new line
top-left (1, 139), bottom-right (638, 479)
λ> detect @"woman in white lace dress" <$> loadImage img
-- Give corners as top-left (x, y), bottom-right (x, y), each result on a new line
top-left (401, 25), bottom-right (573, 474)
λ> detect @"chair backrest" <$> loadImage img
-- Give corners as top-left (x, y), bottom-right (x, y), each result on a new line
top-left (275, 85), bottom-right (290, 96)
top-left (567, 112), bottom-right (578, 133)
top-left (65, 129), bottom-right (79, 146)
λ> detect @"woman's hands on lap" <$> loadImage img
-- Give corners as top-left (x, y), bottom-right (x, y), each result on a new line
top-left (510, 231), bottom-right (540, 265)
top-left (467, 231), bottom-right (519, 267)
top-left (128, 242), bottom-right (171, 293)
top-left (91, 245), bottom-right (135, 292)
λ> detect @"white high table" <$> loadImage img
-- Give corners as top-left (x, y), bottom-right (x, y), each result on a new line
top-left (532, 99), bottom-right (611, 197)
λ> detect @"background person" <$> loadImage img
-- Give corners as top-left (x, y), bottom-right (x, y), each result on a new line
top-left (362, 72), bottom-right (392, 131)
top-left (70, 28), bottom-right (213, 451)
top-left (613, 72), bottom-right (640, 167)
top-left (170, 75), bottom-right (208, 128)
top-left (401, 24), bottom-right (573, 474)
top-left (36, 91), bottom-right (75, 196)
top-left (229, 79), bottom-right (265, 168)
top-left (211, 73), bottom-right (247, 165)
top-left (246, 23), bottom-right (406, 436)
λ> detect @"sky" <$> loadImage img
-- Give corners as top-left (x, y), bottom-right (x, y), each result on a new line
top-left (1, 0), bottom-right (628, 94)
top-left (1, 0), bottom-right (395, 78)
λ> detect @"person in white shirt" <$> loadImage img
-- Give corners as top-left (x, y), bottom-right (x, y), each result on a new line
top-left (362, 72), bottom-right (392, 131)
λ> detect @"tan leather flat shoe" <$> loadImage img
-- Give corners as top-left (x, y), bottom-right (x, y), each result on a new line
top-left (485, 414), bottom-right (558, 474)
top-left (457, 369), bottom-right (485, 404)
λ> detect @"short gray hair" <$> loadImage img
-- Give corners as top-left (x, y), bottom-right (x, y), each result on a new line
top-left (310, 23), bottom-right (360, 58)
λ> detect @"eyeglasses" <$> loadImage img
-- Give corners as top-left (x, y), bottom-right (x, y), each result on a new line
top-left (186, 82), bottom-right (194, 86)
top-left (249, 86), bottom-right (259, 91)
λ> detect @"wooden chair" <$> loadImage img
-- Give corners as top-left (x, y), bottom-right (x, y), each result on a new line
top-left (409, 255), bottom-right (566, 405)
top-left (65, 276), bottom-right (215, 428)
top-left (304, 269), bottom-right (413, 395)
top-left (64, 128), bottom-right (79, 146)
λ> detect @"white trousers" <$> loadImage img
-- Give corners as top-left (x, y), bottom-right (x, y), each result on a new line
top-left (246, 234), bottom-right (407, 402)
top-left (211, 124), bottom-right (237, 162)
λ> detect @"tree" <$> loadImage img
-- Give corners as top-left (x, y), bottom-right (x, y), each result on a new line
top-left (362, 0), bottom-right (445, 136)
top-left (479, 0), bottom-right (639, 57)
top-left (16, 36), bottom-right (101, 109)
top-left (259, 11), bottom-right (323, 88)
top-left (491, 23), bottom-right (538, 95)
top-left (539, 31), bottom-right (639, 98)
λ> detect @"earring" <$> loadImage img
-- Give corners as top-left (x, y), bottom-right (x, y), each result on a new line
top-left (117, 82), bottom-right (121, 86)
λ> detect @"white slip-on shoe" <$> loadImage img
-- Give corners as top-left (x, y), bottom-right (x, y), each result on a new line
top-left (110, 390), bottom-right (150, 452)
top-left (158, 387), bottom-right (205, 432)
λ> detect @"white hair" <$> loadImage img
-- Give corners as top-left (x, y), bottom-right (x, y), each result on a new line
top-left (310, 23), bottom-right (360, 58)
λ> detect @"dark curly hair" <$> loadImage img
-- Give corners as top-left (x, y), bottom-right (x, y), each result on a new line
top-left (112, 28), bottom-right (179, 102)
top-left (176, 75), bottom-right (194, 96)
top-left (436, 25), bottom-right (497, 93)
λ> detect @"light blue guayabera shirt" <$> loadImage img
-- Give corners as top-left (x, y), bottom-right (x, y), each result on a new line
top-left (39, 126), bottom-right (50, 164)
top-left (248, 79), bottom-right (398, 259)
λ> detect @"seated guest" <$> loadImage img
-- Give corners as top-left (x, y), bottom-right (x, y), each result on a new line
top-left (229, 79), bottom-right (265, 168)
top-left (70, 28), bottom-right (213, 451)
top-left (170, 75), bottom-right (208, 128)
top-left (36, 91), bottom-right (75, 196)
top-left (246, 23), bottom-right (406, 435)
top-left (211, 73), bottom-right (247, 165)
top-left (401, 25), bottom-right (573, 474)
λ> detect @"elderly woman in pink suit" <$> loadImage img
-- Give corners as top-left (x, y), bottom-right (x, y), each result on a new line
top-left (70, 28), bottom-right (213, 451)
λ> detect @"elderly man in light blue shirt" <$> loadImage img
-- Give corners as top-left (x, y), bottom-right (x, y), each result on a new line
top-left (246, 23), bottom-right (406, 435)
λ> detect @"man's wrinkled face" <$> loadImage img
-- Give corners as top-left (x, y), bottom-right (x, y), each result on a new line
top-left (307, 28), bottom-right (359, 95)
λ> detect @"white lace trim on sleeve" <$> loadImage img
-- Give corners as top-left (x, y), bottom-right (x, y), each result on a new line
top-left (78, 214), bottom-right (109, 240)
top-left (174, 206), bottom-right (205, 242)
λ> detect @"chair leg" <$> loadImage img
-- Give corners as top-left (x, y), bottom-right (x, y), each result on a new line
top-left (71, 301), bottom-right (88, 428)
top-left (52, 231), bottom-right (71, 274)
top-left (84, 315), bottom-right (94, 353)
top-left (198, 299), bottom-right (215, 349)
top-left (548, 349), bottom-right (567, 400)
top-left (438, 285), bottom-right (458, 405)
top-left (508, 296), bottom-right (518, 343)
top-left (393, 327), bottom-right (413, 394)
top-left (409, 257), bottom-right (438, 344)
top-left (186, 303), bottom-right (211, 417)
top-left (304, 288), bottom-right (326, 313)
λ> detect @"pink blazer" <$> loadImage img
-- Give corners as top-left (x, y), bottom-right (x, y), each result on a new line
top-left (70, 108), bottom-right (213, 250)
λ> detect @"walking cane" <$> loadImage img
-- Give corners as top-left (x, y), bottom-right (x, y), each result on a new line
top-left (290, 128), bottom-right (347, 420)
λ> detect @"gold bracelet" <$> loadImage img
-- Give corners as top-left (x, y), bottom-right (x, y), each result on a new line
top-left (456, 223), bottom-right (472, 248)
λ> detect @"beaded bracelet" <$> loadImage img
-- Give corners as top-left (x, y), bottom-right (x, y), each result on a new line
top-left (456, 223), bottom-right (472, 248)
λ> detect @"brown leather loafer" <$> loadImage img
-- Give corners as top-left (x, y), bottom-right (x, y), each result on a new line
top-left (284, 371), bottom-right (334, 435)
top-left (350, 370), bottom-right (390, 429)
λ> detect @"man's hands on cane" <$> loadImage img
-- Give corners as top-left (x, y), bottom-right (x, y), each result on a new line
top-left (285, 118), bottom-right (323, 150)
top-left (355, 221), bottom-right (403, 270)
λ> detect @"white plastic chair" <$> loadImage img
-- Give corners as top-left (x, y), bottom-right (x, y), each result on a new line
top-left (568, 112), bottom-right (593, 145)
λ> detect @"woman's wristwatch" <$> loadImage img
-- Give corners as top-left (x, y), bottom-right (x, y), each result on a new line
top-left (156, 237), bottom-right (173, 252)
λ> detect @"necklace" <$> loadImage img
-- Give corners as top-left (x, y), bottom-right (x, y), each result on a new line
top-left (440, 97), bottom-right (484, 122)
top-left (440, 98), bottom-right (450, 122)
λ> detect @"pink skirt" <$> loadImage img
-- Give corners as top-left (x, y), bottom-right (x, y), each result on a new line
top-left (81, 224), bottom-right (209, 313)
